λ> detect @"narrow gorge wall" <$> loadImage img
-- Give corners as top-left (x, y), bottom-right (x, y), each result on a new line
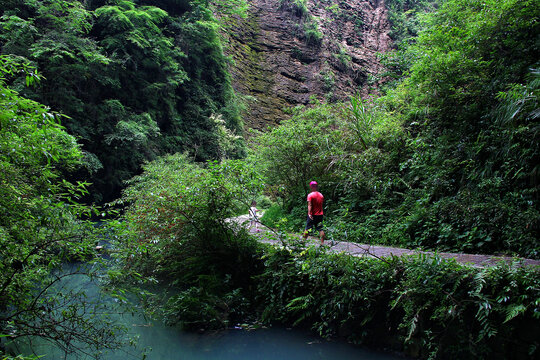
top-left (223, 0), bottom-right (392, 129)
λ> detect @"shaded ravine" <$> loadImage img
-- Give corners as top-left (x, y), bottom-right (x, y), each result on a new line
top-left (235, 215), bottom-right (540, 268)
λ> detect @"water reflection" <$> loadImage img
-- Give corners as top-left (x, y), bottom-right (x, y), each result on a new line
top-left (13, 263), bottom-right (403, 360)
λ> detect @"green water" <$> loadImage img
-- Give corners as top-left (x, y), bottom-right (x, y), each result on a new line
top-left (12, 264), bottom-right (404, 360)
top-left (22, 324), bottom-right (404, 360)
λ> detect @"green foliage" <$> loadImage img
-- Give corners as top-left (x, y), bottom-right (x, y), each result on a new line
top-left (379, 0), bottom-right (437, 87)
top-left (109, 136), bottom-right (539, 357)
top-left (112, 153), bottom-right (265, 329)
top-left (253, 96), bottom-right (404, 231)
top-left (385, 0), bottom-right (438, 46)
top-left (400, 0), bottom-right (538, 127)
top-left (0, 0), bottom-right (246, 202)
top-left (254, 194), bottom-right (272, 209)
top-left (332, 45), bottom-right (352, 69)
top-left (257, 247), bottom-right (540, 359)
top-left (281, 0), bottom-right (309, 17)
top-left (0, 56), bottom-right (125, 357)
top-left (111, 144), bottom-right (540, 357)
top-left (320, 67), bottom-right (335, 93)
top-left (260, 204), bottom-right (288, 229)
top-left (174, 4), bottom-right (246, 160)
top-left (280, 0), bottom-right (323, 46)
top-left (303, 19), bottom-right (323, 46)
top-left (2, 0), bottom-right (539, 355)
top-left (253, 0), bottom-right (540, 258)
top-left (259, 204), bottom-right (304, 232)
top-left (375, 0), bottom-right (540, 256)
top-left (198, 0), bottom-right (250, 19)
top-left (253, 102), bottom-right (346, 204)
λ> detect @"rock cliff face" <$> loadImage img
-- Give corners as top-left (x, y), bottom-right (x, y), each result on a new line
top-left (223, 0), bottom-right (392, 129)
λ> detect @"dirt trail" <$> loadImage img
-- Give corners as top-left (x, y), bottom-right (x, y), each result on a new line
top-left (236, 215), bottom-right (540, 268)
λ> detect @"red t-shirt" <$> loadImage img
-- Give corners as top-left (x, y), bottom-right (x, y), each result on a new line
top-left (307, 191), bottom-right (324, 216)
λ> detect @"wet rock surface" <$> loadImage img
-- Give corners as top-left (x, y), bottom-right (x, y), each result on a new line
top-left (222, 0), bottom-right (392, 130)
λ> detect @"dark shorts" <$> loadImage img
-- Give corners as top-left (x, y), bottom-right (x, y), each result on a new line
top-left (305, 215), bottom-right (324, 232)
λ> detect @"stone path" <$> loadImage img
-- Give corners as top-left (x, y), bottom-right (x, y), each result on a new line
top-left (237, 214), bottom-right (540, 268)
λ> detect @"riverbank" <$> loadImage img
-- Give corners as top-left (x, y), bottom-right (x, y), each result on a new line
top-left (105, 155), bottom-right (540, 360)
top-left (8, 260), bottom-right (406, 360)
top-left (255, 243), bottom-right (540, 359)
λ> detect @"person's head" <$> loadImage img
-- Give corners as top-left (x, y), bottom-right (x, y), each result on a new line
top-left (251, 200), bottom-right (257, 206)
top-left (309, 181), bottom-right (318, 191)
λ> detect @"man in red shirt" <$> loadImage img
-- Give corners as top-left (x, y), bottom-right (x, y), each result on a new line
top-left (303, 181), bottom-right (325, 244)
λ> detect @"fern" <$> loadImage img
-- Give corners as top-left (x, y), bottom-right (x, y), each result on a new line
top-left (405, 312), bottom-right (419, 342)
top-left (503, 304), bottom-right (527, 323)
top-left (286, 294), bottom-right (315, 326)
top-left (469, 271), bottom-right (486, 298)
top-left (286, 294), bottom-right (314, 311)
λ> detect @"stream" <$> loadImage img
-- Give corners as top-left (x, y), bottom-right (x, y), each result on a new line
top-left (11, 262), bottom-right (405, 360)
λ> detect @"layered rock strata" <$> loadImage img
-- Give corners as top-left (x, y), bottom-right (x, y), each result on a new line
top-left (223, 0), bottom-right (391, 129)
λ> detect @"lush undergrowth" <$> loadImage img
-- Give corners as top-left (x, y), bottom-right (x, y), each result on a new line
top-left (0, 56), bottom-right (126, 358)
top-left (2, 0), bottom-right (539, 358)
top-left (257, 245), bottom-right (539, 360)
top-left (109, 152), bottom-right (540, 360)
top-left (110, 153), bottom-right (266, 329)
top-left (108, 4), bottom-right (540, 358)
top-left (256, 0), bottom-right (539, 259)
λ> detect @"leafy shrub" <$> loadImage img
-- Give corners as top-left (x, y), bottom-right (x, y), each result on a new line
top-left (320, 68), bottom-right (336, 92)
top-left (385, 0), bottom-right (438, 46)
top-left (333, 46), bottom-right (352, 69)
top-left (253, 102), bottom-right (346, 204)
top-left (252, 0), bottom-right (540, 258)
top-left (255, 195), bottom-right (273, 209)
top-left (257, 246), bottom-right (540, 359)
top-left (260, 204), bottom-right (305, 232)
top-left (280, 0), bottom-right (323, 46)
top-left (303, 20), bottom-right (323, 45)
top-left (281, 0), bottom-right (309, 17)
top-left (113, 153), bottom-right (265, 329)
top-left (163, 287), bottom-right (250, 330)
top-left (0, 55), bottom-right (125, 357)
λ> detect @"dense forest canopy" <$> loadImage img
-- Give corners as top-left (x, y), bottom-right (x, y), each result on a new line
top-left (1, 0), bottom-right (247, 202)
top-left (1, 0), bottom-right (539, 359)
